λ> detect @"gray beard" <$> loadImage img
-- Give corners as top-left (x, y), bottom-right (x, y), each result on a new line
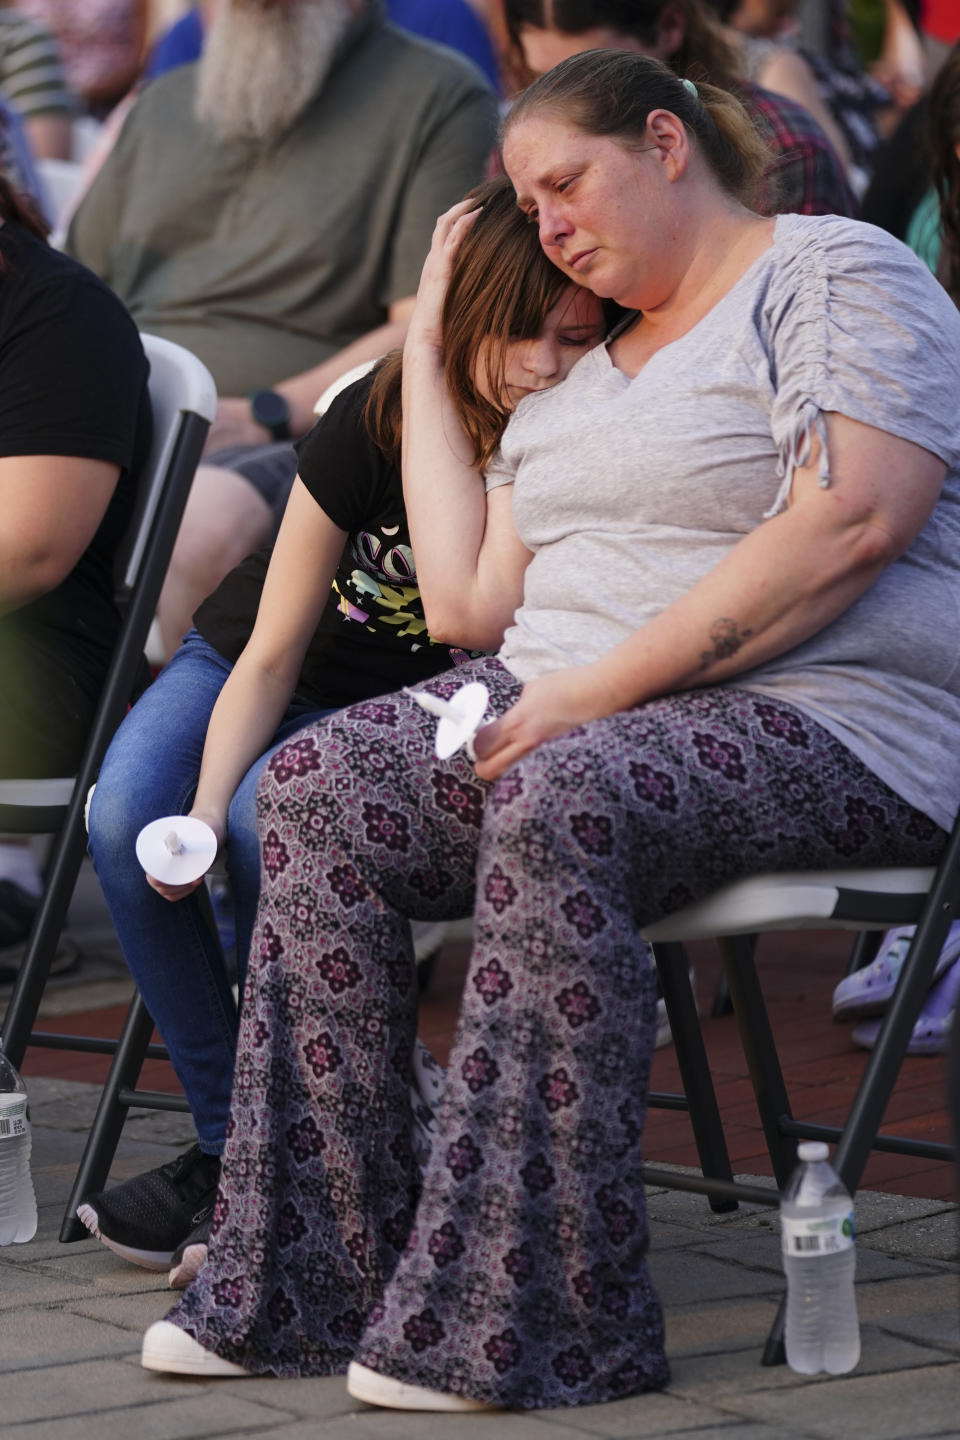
top-left (195, 0), bottom-right (356, 144)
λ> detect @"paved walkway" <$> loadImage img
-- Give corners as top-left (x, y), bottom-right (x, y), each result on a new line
top-left (2, 1075), bottom-right (958, 1440)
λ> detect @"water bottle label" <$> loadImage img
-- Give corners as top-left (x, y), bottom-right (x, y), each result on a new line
top-left (0, 1096), bottom-right (27, 1140)
top-left (781, 1210), bottom-right (854, 1257)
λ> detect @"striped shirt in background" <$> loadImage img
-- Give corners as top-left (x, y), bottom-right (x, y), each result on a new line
top-left (0, 12), bottom-right (72, 120)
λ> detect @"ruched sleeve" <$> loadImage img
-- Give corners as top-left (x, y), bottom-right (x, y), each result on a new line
top-left (762, 215), bottom-right (960, 516)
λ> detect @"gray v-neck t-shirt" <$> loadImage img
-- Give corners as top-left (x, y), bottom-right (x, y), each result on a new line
top-left (486, 214), bottom-right (960, 830)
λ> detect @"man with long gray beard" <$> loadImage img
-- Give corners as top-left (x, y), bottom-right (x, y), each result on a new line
top-left (64, 0), bottom-right (495, 1284)
top-left (66, 0), bottom-right (497, 653)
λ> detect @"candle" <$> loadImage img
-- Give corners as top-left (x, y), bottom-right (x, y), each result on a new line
top-left (404, 688), bottom-right (464, 722)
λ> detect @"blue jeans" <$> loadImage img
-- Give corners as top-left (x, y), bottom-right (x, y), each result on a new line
top-left (87, 631), bottom-right (332, 1153)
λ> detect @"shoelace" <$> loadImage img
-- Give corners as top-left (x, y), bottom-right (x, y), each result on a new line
top-left (159, 1145), bottom-right (220, 1204)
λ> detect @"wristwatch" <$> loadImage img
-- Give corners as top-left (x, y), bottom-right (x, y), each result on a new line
top-left (249, 388), bottom-right (292, 441)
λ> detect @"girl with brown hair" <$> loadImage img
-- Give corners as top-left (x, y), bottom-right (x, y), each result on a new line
top-left (80, 173), bottom-right (604, 1284)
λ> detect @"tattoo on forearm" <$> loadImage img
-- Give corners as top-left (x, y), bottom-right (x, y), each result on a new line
top-left (699, 618), bottom-right (754, 671)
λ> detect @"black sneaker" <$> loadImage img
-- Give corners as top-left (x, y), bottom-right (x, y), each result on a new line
top-left (168, 1214), bottom-right (211, 1290)
top-left (76, 1143), bottom-right (220, 1271)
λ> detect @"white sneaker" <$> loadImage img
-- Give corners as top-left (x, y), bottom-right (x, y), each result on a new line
top-left (346, 1361), bottom-right (496, 1411)
top-left (141, 1320), bottom-right (252, 1377)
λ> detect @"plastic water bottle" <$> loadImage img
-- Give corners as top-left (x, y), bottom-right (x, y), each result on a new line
top-left (0, 1051), bottom-right (37, 1245)
top-left (781, 1140), bottom-right (859, 1374)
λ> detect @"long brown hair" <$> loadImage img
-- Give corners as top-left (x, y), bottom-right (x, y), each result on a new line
top-left (929, 43), bottom-right (960, 309)
top-left (366, 174), bottom-right (577, 471)
top-left (503, 0), bottom-right (742, 93)
top-left (504, 48), bottom-right (770, 211)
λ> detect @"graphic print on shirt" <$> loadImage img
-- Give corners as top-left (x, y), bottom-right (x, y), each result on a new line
top-left (332, 521), bottom-right (428, 648)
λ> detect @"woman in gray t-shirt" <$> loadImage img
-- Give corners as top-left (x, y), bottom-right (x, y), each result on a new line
top-left (143, 53), bottom-right (960, 1413)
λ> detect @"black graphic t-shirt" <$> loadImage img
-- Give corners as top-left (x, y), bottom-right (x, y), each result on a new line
top-left (194, 372), bottom-right (473, 709)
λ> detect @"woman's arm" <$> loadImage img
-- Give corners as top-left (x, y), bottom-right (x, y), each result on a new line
top-left (475, 413), bottom-right (946, 779)
top-left (0, 455), bottom-right (119, 616)
top-left (401, 202), bottom-right (533, 652)
top-left (146, 477), bottom-right (346, 899)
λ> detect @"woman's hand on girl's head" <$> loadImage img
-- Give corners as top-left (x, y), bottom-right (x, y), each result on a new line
top-left (471, 662), bottom-right (625, 781)
top-left (408, 199), bottom-right (483, 351)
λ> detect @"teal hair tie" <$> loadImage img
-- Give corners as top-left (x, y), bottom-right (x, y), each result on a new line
top-left (681, 77), bottom-right (698, 99)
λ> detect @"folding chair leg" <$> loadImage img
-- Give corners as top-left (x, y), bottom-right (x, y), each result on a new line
top-left (711, 967), bottom-right (734, 1017)
top-left (718, 934), bottom-right (797, 1190)
top-left (59, 991), bottom-right (157, 1242)
top-left (843, 929), bottom-right (883, 979)
top-left (653, 942), bottom-right (737, 1212)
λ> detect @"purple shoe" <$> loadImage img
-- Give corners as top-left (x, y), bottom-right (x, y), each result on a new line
top-left (832, 922), bottom-right (960, 1022)
top-left (852, 954), bottom-right (960, 1056)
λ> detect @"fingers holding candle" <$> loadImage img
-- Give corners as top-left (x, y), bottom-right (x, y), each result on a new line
top-left (472, 664), bottom-right (624, 782)
top-left (136, 815), bottom-right (219, 895)
top-left (406, 682), bottom-right (491, 760)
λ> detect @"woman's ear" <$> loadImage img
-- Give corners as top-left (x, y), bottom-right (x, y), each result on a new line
top-left (645, 108), bottom-right (691, 180)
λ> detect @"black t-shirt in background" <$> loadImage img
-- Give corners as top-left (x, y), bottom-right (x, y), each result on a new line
top-left (0, 223), bottom-right (152, 776)
top-left (195, 374), bottom-right (475, 709)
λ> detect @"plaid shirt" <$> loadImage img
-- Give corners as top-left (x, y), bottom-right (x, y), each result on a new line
top-left (744, 82), bottom-right (859, 220)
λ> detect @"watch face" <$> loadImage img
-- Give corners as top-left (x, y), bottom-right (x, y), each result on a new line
top-left (251, 388), bottom-right (291, 435)
top-left (250, 385), bottom-right (287, 423)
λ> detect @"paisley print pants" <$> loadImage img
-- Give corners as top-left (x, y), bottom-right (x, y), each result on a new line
top-left (170, 656), bottom-right (945, 1408)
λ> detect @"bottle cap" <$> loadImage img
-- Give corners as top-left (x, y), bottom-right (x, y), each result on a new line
top-left (797, 1141), bottom-right (830, 1162)
top-left (135, 816), bottom-right (218, 885)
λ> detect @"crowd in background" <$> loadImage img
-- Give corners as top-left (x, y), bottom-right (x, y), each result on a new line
top-left (0, 0), bottom-right (954, 234)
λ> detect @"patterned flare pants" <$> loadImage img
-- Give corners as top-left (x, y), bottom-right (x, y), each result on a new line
top-left (171, 656), bottom-right (944, 1408)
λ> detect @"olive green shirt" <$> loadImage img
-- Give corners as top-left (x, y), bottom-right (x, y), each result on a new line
top-left (66, 9), bottom-right (496, 395)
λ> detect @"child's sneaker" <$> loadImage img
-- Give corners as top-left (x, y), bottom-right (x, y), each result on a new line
top-left (77, 1143), bottom-right (220, 1270)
